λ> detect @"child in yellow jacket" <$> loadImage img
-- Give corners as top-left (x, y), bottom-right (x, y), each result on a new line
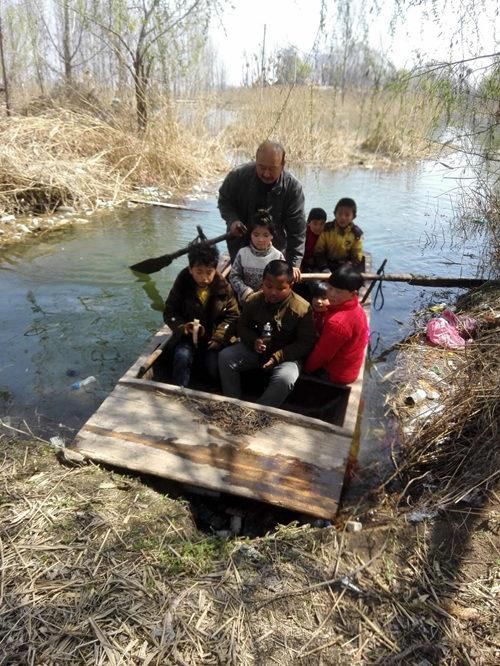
top-left (314, 198), bottom-right (363, 271)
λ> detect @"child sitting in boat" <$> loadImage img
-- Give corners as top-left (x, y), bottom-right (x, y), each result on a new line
top-left (314, 198), bottom-right (363, 272)
top-left (219, 260), bottom-right (316, 408)
top-left (310, 281), bottom-right (330, 336)
top-left (304, 265), bottom-right (368, 385)
top-left (301, 207), bottom-right (327, 272)
top-left (229, 209), bottom-right (285, 304)
top-left (163, 243), bottom-right (239, 388)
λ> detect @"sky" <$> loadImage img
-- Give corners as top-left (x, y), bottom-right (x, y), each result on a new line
top-left (210, 0), bottom-right (499, 86)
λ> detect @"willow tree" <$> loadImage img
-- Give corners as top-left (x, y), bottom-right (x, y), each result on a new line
top-left (90, 0), bottom-right (218, 131)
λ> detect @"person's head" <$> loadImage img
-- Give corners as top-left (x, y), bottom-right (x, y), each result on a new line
top-left (255, 140), bottom-right (285, 185)
top-left (327, 265), bottom-right (364, 306)
top-left (307, 207), bottom-right (327, 236)
top-left (334, 198), bottom-right (357, 229)
top-left (309, 281), bottom-right (329, 313)
top-left (262, 259), bottom-right (293, 304)
top-left (188, 243), bottom-right (219, 288)
top-left (249, 209), bottom-right (275, 251)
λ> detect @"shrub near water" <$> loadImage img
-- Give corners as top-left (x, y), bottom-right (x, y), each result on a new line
top-left (0, 105), bottom-right (226, 215)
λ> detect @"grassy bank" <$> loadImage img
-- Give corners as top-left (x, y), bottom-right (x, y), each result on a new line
top-left (0, 82), bottom-right (449, 248)
top-left (1, 432), bottom-right (497, 664)
top-left (0, 103), bottom-right (225, 218)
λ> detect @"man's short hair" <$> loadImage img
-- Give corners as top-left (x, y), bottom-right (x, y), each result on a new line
top-left (263, 259), bottom-right (293, 282)
top-left (188, 243), bottom-right (219, 268)
top-left (334, 197), bottom-right (357, 219)
top-left (256, 140), bottom-right (286, 163)
top-left (328, 265), bottom-right (364, 292)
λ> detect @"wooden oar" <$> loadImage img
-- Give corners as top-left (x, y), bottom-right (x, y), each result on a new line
top-left (300, 272), bottom-right (498, 289)
top-left (130, 231), bottom-right (231, 274)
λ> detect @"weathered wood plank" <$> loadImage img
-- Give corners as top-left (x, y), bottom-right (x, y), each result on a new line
top-left (73, 383), bottom-right (353, 518)
top-left (118, 377), bottom-right (354, 438)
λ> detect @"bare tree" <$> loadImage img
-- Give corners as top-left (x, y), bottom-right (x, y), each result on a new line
top-left (88, 0), bottom-right (215, 131)
top-left (0, 13), bottom-right (11, 116)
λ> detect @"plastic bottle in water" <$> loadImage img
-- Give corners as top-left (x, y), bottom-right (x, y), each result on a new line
top-left (70, 376), bottom-right (96, 390)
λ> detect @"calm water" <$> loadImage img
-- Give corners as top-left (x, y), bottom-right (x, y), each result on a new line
top-left (0, 160), bottom-right (480, 468)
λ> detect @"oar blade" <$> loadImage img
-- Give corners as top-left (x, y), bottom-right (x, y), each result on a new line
top-left (129, 254), bottom-right (172, 274)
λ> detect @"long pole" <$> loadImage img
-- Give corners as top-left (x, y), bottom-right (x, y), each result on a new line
top-left (300, 272), bottom-right (497, 289)
top-left (0, 14), bottom-right (11, 117)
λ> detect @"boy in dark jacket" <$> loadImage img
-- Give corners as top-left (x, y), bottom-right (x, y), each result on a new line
top-left (163, 244), bottom-right (239, 387)
top-left (218, 260), bottom-right (315, 407)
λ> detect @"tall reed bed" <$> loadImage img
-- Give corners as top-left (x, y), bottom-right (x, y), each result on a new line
top-left (0, 101), bottom-right (226, 214)
top-left (218, 85), bottom-right (443, 165)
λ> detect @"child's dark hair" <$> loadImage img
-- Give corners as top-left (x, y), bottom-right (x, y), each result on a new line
top-left (334, 197), bottom-right (357, 219)
top-left (249, 208), bottom-right (276, 237)
top-left (309, 281), bottom-right (328, 299)
top-left (328, 265), bottom-right (364, 292)
top-left (188, 242), bottom-right (219, 268)
top-left (307, 207), bottom-right (327, 222)
top-left (263, 259), bottom-right (293, 282)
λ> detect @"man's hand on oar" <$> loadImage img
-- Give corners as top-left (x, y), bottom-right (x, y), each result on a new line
top-left (229, 221), bottom-right (247, 237)
top-left (130, 229), bottom-right (232, 275)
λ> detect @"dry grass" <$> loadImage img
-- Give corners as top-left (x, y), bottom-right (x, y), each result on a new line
top-left (218, 86), bottom-right (441, 166)
top-left (0, 84), bottom-right (448, 218)
top-left (0, 104), bottom-right (226, 215)
top-left (383, 286), bottom-right (500, 511)
top-left (1, 409), bottom-right (498, 664)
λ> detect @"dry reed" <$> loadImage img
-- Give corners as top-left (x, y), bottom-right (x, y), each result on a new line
top-left (219, 86), bottom-right (440, 166)
top-left (0, 104), bottom-right (226, 215)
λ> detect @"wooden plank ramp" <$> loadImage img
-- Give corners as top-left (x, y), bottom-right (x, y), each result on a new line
top-left (73, 377), bottom-right (354, 519)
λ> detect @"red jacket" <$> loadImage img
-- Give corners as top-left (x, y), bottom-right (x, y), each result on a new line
top-left (301, 226), bottom-right (321, 269)
top-left (304, 295), bottom-right (368, 384)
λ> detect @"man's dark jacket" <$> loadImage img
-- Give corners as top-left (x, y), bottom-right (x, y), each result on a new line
top-left (218, 162), bottom-right (306, 268)
top-left (163, 269), bottom-right (239, 349)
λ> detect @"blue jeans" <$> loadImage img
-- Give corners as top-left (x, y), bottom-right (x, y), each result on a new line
top-left (218, 342), bottom-right (300, 408)
top-left (171, 340), bottom-right (219, 388)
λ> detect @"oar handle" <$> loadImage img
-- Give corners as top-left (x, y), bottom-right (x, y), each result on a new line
top-left (158, 231), bottom-right (231, 263)
top-left (138, 337), bottom-right (170, 378)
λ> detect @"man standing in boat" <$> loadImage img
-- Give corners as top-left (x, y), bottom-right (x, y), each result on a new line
top-left (218, 140), bottom-right (306, 282)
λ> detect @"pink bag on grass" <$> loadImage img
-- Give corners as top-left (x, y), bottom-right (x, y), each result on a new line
top-left (441, 309), bottom-right (476, 338)
top-left (426, 316), bottom-right (467, 349)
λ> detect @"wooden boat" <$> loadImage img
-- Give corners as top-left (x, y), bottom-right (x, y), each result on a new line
top-left (71, 257), bottom-right (372, 520)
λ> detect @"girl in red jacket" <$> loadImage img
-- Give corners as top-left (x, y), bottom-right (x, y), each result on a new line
top-left (304, 266), bottom-right (368, 384)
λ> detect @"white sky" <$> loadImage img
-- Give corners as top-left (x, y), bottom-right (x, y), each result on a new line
top-left (210, 0), bottom-right (499, 85)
